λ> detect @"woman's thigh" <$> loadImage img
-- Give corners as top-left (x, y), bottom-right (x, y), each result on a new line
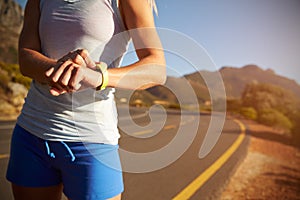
top-left (12, 183), bottom-right (63, 200)
top-left (108, 194), bottom-right (122, 200)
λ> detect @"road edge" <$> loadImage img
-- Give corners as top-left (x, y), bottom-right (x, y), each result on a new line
top-left (172, 118), bottom-right (250, 200)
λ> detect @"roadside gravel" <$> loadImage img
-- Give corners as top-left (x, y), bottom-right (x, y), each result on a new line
top-left (220, 120), bottom-right (300, 200)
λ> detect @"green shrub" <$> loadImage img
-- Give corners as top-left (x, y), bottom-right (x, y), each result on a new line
top-left (0, 61), bottom-right (31, 89)
top-left (13, 73), bottom-right (31, 89)
top-left (242, 82), bottom-right (298, 117)
top-left (258, 109), bottom-right (293, 131)
top-left (0, 62), bottom-right (19, 75)
top-left (0, 71), bottom-right (10, 90)
top-left (240, 107), bottom-right (257, 120)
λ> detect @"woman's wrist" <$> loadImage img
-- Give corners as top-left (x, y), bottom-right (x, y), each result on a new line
top-left (82, 67), bottom-right (103, 89)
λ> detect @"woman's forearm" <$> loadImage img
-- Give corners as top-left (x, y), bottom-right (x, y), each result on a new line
top-left (114, 0), bottom-right (166, 90)
top-left (107, 53), bottom-right (166, 90)
top-left (19, 48), bottom-right (56, 84)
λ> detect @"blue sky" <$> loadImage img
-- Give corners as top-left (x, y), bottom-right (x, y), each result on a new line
top-left (16, 0), bottom-right (300, 83)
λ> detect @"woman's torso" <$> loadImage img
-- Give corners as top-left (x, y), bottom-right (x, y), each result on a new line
top-left (17, 0), bottom-right (130, 144)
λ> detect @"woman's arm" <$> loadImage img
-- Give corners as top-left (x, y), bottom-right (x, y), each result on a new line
top-left (18, 0), bottom-right (57, 84)
top-left (107, 0), bottom-right (166, 90)
top-left (19, 0), bottom-right (91, 95)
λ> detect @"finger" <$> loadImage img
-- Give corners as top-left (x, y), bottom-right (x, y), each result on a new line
top-left (50, 87), bottom-right (66, 96)
top-left (73, 53), bottom-right (87, 68)
top-left (45, 67), bottom-right (55, 77)
top-left (51, 60), bottom-right (73, 82)
top-left (77, 49), bottom-right (95, 68)
top-left (60, 64), bottom-right (75, 86)
top-left (50, 88), bottom-right (67, 96)
top-left (49, 84), bottom-right (67, 96)
top-left (68, 66), bottom-right (84, 90)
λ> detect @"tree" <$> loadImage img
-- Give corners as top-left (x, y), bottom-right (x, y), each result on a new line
top-left (241, 82), bottom-right (300, 135)
top-left (258, 108), bottom-right (293, 132)
top-left (239, 107), bottom-right (257, 120)
top-left (242, 83), bottom-right (299, 117)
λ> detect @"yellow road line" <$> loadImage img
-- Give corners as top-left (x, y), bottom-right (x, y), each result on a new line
top-left (133, 129), bottom-right (153, 136)
top-left (0, 154), bottom-right (9, 159)
top-left (172, 119), bottom-right (246, 200)
top-left (163, 125), bottom-right (176, 130)
top-left (132, 124), bottom-right (176, 136)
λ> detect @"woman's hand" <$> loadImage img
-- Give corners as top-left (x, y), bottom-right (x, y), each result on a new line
top-left (56, 49), bottom-right (96, 69)
top-left (45, 49), bottom-right (101, 96)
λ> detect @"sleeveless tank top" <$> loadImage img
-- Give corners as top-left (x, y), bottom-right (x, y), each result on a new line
top-left (17, 0), bottom-right (130, 145)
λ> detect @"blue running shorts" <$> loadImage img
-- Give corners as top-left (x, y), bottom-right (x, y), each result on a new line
top-left (6, 124), bottom-right (124, 200)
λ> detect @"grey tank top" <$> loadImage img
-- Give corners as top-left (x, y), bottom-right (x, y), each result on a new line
top-left (17, 0), bottom-right (130, 144)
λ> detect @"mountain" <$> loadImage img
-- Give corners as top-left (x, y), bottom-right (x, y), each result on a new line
top-left (218, 65), bottom-right (300, 98)
top-left (0, 0), bottom-right (23, 63)
top-left (124, 65), bottom-right (300, 106)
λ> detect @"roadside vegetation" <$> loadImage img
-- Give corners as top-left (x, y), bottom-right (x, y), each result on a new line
top-left (227, 82), bottom-right (300, 147)
top-left (0, 61), bottom-right (30, 118)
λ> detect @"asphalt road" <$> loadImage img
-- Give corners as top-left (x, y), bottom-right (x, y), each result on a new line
top-left (0, 107), bottom-right (248, 200)
top-left (0, 120), bottom-right (15, 200)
